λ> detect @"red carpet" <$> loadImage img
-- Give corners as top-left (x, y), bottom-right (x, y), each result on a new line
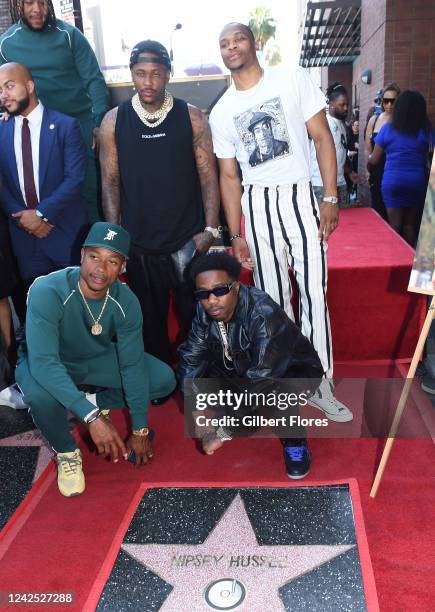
top-left (327, 208), bottom-right (425, 361)
top-left (0, 362), bottom-right (434, 611)
top-left (234, 208), bottom-right (425, 362)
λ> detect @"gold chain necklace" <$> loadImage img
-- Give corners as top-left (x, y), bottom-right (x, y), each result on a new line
top-left (132, 91), bottom-right (174, 128)
top-left (77, 281), bottom-right (109, 335)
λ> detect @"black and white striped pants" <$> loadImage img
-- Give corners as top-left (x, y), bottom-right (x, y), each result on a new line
top-left (242, 180), bottom-right (333, 378)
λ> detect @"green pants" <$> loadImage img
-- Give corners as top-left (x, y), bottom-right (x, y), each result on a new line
top-left (16, 353), bottom-right (176, 452)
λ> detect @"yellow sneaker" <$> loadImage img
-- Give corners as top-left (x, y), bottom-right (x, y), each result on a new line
top-left (56, 449), bottom-right (85, 497)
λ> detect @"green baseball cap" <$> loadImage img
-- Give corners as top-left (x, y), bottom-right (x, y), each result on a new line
top-left (83, 222), bottom-right (131, 259)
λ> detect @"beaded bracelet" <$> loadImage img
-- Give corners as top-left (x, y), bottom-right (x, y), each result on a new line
top-left (229, 234), bottom-right (242, 242)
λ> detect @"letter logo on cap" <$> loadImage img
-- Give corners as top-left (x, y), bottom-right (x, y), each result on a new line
top-left (104, 230), bottom-right (118, 241)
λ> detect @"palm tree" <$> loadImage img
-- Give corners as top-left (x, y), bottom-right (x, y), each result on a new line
top-left (248, 6), bottom-right (276, 52)
top-left (266, 44), bottom-right (282, 67)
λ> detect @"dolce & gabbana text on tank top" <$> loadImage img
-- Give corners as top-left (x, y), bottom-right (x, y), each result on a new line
top-left (141, 133), bottom-right (166, 139)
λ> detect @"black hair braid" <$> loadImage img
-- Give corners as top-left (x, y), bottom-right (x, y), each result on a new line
top-left (326, 82), bottom-right (348, 103)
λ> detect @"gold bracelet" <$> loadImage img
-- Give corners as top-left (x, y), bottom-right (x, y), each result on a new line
top-left (132, 427), bottom-right (149, 437)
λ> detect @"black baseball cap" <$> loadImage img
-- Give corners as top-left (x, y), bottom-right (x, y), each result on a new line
top-left (248, 111), bottom-right (273, 132)
top-left (129, 40), bottom-right (171, 70)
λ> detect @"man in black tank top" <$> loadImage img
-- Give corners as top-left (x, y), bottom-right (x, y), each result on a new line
top-left (99, 40), bottom-right (220, 368)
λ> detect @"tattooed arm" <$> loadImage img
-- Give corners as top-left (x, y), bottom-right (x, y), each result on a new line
top-left (99, 107), bottom-right (121, 223)
top-left (189, 105), bottom-right (220, 253)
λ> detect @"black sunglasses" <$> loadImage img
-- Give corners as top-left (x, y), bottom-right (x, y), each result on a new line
top-left (382, 98), bottom-right (396, 105)
top-left (194, 282), bottom-right (236, 301)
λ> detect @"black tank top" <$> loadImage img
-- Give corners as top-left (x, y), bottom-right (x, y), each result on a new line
top-left (115, 97), bottom-right (204, 254)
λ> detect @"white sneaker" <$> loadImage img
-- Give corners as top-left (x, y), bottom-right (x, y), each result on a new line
top-left (308, 380), bottom-right (353, 422)
top-left (0, 384), bottom-right (29, 410)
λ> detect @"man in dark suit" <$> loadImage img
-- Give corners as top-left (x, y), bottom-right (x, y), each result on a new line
top-left (0, 62), bottom-right (88, 289)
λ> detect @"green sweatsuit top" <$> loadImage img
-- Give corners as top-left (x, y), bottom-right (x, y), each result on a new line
top-left (21, 267), bottom-right (148, 428)
top-left (0, 19), bottom-right (109, 126)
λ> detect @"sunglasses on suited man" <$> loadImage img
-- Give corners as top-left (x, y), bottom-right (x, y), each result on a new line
top-left (194, 282), bottom-right (237, 301)
top-left (382, 98), bottom-right (396, 105)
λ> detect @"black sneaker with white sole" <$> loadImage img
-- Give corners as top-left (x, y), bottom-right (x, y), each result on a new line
top-left (283, 438), bottom-right (311, 479)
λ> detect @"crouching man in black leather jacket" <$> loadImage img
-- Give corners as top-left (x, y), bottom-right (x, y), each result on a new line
top-left (177, 252), bottom-right (324, 479)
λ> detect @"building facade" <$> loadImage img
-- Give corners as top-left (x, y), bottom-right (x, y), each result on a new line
top-left (299, 0), bottom-right (435, 202)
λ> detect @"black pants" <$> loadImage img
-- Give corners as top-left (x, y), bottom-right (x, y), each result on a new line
top-left (369, 162), bottom-right (388, 222)
top-left (127, 239), bottom-right (196, 364)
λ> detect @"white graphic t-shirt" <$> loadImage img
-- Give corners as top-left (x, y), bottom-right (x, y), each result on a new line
top-left (310, 114), bottom-right (348, 187)
top-left (209, 66), bottom-right (326, 186)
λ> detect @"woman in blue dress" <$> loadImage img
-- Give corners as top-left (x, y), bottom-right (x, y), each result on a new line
top-left (368, 90), bottom-right (433, 245)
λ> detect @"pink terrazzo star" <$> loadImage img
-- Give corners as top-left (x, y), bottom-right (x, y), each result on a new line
top-left (123, 494), bottom-right (354, 611)
top-left (0, 429), bottom-right (53, 482)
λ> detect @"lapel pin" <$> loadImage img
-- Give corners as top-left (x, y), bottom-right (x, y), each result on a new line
top-left (49, 124), bottom-right (55, 130)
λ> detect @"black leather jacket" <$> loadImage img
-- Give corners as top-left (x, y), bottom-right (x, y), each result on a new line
top-left (177, 285), bottom-right (324, 388)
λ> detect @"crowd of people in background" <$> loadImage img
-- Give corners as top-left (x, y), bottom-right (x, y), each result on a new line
top-left (367, 90), bottom-right (433, 246)
top-left (325, 80), bottom-right (433, 246)
top-left (0, 2), bottom-right (434, 493)
top-left (323, 80), bottom-right (433, 249)
top-left (311, 82), bottom-right (358, 209)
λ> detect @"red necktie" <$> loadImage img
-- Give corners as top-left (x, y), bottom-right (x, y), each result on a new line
top-left (21, 117), bottom-right (39, 209)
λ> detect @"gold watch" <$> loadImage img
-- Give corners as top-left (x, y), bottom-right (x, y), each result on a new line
top-left (132, 427), bottom-right (149, 437)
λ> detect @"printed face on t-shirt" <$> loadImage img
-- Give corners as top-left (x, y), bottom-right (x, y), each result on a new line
top-left (252, 121), bottom-right (274, 155)
top-left (234, 97), bottom-right (292, 168)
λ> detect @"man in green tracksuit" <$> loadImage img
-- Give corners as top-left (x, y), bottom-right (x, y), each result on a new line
top-left (15, 222), bottom-right (176, 497)
top-left (0, 0), bottom-right (110, 222)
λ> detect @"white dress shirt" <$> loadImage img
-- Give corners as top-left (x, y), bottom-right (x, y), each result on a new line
top-left (13, 102), bottom-right (44, 205)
